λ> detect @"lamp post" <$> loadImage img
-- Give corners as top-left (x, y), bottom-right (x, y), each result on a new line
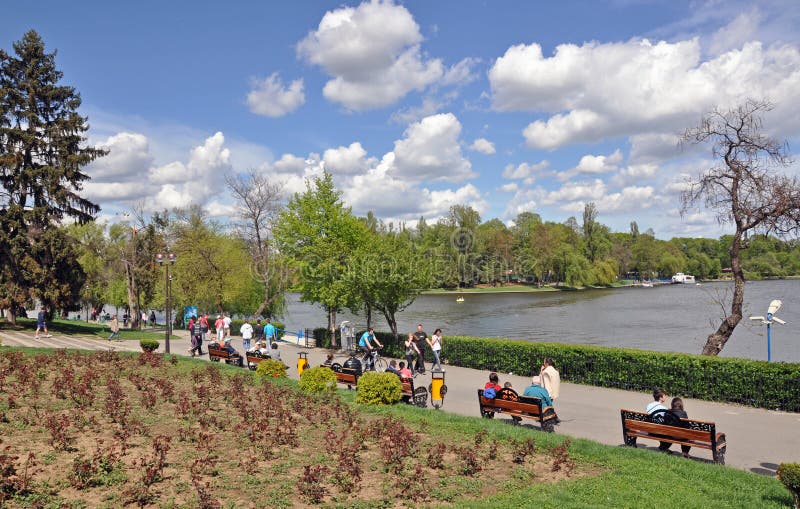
top-left (156, 252), bottom-right (177, 353)
top-left (749, 299), bottom-right (787, 362)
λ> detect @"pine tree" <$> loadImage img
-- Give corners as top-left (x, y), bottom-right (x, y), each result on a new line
top-left (0, 30), bottom-right (105, 323)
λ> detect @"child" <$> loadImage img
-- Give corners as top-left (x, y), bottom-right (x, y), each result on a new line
top-left (398, 361), bottom-right (412, 378)
top-left (503, 381), bottom-right (513, 389)
top-left (323, 353), bottom-right (334, 366)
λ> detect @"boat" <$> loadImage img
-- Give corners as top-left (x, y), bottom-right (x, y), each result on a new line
top-left (456, 296), bottom-right (465, 303)
top-left (641, 280), bottom-right (653, 288)
top-left (671, 273), bottom-right (696, 284)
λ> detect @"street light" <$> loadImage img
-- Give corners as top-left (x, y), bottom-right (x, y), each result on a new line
top-left (749, 299), bottom-right (787, 362)
top-left (156, 252), bottom-right (177, 353)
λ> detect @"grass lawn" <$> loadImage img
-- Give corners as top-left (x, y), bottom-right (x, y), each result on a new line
top-left (0, 317), bottom-right (174, 341)
top-left (346, 392), bottom-right (793, 508)
top-left (0, 346), bottom-right (793, 508)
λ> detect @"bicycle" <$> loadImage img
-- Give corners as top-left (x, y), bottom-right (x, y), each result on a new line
top-left (362, 348), bottom-right (387, 372)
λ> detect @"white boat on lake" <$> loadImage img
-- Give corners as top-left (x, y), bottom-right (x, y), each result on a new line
top-left (671, 272), bottom-right (696, 284)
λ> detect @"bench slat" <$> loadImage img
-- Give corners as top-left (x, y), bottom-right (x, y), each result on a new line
top-left (623, 419), bottom-right (716, 442)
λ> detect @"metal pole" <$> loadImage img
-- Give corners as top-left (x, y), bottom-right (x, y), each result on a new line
top-left (165, 262), bottom-right (171, 353)
top-left (766, 313), bottom-right (772, 362)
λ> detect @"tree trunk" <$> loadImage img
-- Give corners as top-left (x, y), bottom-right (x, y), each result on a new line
top-left (702, 232), bottom-right (744, 355)
top-left (124, 261), bottom-right (139, 331)
top-left (365, 304), bottom-right (372, 329)
top-left (383, 310), bottom-right (398, 340)
top-left (328, 307), bottom-right (339, 348)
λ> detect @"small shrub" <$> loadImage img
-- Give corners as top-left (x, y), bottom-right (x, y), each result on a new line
top-left (299, 366), bottom-right (337, 394)
top-left (255, 359), bottom-right (287, 380)
top-left (139, 339), bottom-right (159, 352)
top-left (778, 462), bottom-right (800, 508)
top-left (355, 372), bottom-right (402, 405)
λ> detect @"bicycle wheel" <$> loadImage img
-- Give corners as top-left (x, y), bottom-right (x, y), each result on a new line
top-left (374, 357), bottom-right (387, 372)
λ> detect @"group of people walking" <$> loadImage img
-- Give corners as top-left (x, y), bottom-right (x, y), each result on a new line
top-left (358, 323), bottom-right (443, 374)
top-left (185, 314), bottom-right (278, 359)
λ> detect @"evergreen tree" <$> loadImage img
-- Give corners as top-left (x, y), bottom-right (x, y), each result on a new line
top-left (0, 31), bottom-right (105, 322)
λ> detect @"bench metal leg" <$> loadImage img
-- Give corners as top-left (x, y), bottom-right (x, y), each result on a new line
top-left (713, 446), bottom-right (726, 465)
top-left (623, 435), bottom-right (637, 447)
top-left (542, 421), bottom-right (555, 433)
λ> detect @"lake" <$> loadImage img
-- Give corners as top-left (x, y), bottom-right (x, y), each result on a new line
top-left (279, 280), bottom-right (800, 363)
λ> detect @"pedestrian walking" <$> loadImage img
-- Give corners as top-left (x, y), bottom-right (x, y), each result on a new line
top-left (35, 307), bottom-right (51, 339)
top-left (428, 328), bottom-right (443, 371)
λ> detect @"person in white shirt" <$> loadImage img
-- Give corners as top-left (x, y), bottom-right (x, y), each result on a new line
top-left (645, 388), bottom-right (668, 414)
top-left (427, 328), bottom-right (443, 371)
top-left (223, 314), bottom-right (232, 339)
top-left (240, 319), bottom-right (254, 351)
top-left (539, 356), bottom-right (561, 400)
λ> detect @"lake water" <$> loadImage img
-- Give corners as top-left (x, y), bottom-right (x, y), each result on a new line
top-left (280, 280), bottom-right (800, 363)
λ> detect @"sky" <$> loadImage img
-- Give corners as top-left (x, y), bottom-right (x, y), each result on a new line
top-left (3, 0), bottom-right (800, 238)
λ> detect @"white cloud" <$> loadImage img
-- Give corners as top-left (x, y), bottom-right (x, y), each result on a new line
top-left (344, 159), bottom-right (486, 220)
top-left (502, 160), bottom-right (549, 180)
top-left (522, 109), bottom-right (607, 149)
top-left (468, 138), bottom-right (496, 154)
top-left (297, 0), bottom-right (442, 110)
top-left (390, 96), bottom-right (444, 124)
top-left (708, 9), bottom-right (762, 56)
top-left (502, 187), bottom-right (539, 219)
top-left (87, 132), bottom-right (153, 183)
top-left (500, 182), bottom-right (518, 193)
top-left (595, 186), bottom-right (656, 212)
top-left (576, 149), bottom-right (622, 173)
top-left (247, 72), bottom-right (305, 117)
top-left (629, 133), bottom-right (683, 164)
top-left (83, 181), bottom-right (156, 203)
top-left (323, 142), bottom-right (376, 175)
top-left (206, 201), bottom-right (238, 218)
top-left (490, 38), bottom-right (800, 148)
top-left (441, 57), bottom-right (480, 87)
top-left (149, 161), bottom-right (188, 185)
top-left (611, 163), bottom-right (660, 187)
top-left (391, 113), bottom-right (475, 182)
top-left (541, 179), bottom-right (606, 205)
top-left (187, 132), bottom-right (232, 179)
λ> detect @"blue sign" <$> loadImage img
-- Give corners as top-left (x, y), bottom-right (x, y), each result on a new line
top-left (184, 306), bottom-right (198, 328)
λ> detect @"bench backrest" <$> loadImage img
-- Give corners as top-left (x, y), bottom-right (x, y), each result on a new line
top-left (401, 377), bottom-right (414, 395)
top-left (478, 388), bottom-right (546, 416)
top-left (620, 409), bottom-right (717, 442)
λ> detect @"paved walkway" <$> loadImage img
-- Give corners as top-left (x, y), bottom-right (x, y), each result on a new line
top-left (2, 329), bottom-right (798, 475)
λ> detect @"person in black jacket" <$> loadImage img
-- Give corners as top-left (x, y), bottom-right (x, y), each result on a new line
top-left (671, 397), bottom-right (691, 458)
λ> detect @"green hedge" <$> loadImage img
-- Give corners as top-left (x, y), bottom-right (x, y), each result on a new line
top-left (375, 333), bottom-right (800, 412)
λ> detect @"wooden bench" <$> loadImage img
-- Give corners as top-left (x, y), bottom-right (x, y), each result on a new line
top-left (245, 351), bottom-right (271, 371)
top-left (620, 409), bottom-right (727, 464)
top-left (478, 387), bottom-right (558, 432)
top-left (328, 363), bottom-right (359, 389)
top-left (208, 343), bottom-right (243, 367)
top-left (400, 377), bottom-right (428, 408)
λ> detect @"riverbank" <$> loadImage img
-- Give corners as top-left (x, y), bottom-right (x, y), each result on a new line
top-left (422, 280), bottom-right (635, 294)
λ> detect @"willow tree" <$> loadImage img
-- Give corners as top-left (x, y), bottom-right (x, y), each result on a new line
top-left (0, 31), bottom-right (105, 322)
top-left (682, 99), bottom-right (800, 356)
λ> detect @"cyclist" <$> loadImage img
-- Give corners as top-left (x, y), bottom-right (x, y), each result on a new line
top-left (359, 327), bottom-right (383, 371)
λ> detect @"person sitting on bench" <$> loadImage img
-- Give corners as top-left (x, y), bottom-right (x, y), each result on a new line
top-left (523, 376), bottom-right (553, 407)
top-left (385, 359), bottom-right (401, 377)
top-left (221, 337), bottom-right (243, 366)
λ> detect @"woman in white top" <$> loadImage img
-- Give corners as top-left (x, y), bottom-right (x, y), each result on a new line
top-left (539, 356), bottom-right (560, 400)
top-left (428, 328), bottom-right (443, 371)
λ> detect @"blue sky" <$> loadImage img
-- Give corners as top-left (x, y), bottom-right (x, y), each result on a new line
top-left (3, 0), bottom-right (800, 238)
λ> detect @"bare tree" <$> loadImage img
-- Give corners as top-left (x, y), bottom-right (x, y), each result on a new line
top-left (225, 171), bottom-right (289, 318)
top-left (682, 99), bottom-right (800, 356)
